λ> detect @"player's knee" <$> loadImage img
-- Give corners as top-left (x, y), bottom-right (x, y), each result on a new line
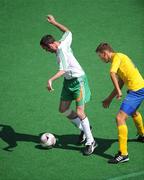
top-left (59, 106), bottom-right (67, 113)
top-left (59, 108), bottom-right (73, 117)
top-left (116, 113), bottom-right (127, 125)
top-left (116, 114), bottom-right (120, 121)
top-left (132, 111), bottom-right (139, 118)
top-left (76, 109), bottom-right (85, 120)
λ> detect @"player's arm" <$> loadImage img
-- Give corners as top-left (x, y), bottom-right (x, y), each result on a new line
top-left (103, 56), bottom-right (123, 108)
top-left (108, 78), bottom-right (124, 100)
top-left (106, 78), bottom-right (124, 101)
top-left (47, 70), bottom-right (65, 92)
top-left (102, 78), bottom-right (124, 108)
top-left (110, 72), bottom-right (122, 99)
top-left (47, 15), bottom-right (70, 33)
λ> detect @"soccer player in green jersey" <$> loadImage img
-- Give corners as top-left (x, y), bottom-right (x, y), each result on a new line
top-left (40, 15), bottom-right (97, 155)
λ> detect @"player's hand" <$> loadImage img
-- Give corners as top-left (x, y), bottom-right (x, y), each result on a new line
top-left (47, 79), bottom-right (54, 92)
top-left (47, 15), bottom-right (56, 24)
top-left (102, 98), bottom-right (111, 108)
top-left (116, 90), bottom-right (122, 100)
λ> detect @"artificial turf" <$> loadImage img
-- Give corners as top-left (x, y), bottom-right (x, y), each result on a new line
top-left (0, 0), bottom-right (144, 179)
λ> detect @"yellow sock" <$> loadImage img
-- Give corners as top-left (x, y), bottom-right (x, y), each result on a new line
top-left (118, 125), bottom-right (128, 156)
top-left (133, 112), bottom-right (144, 135)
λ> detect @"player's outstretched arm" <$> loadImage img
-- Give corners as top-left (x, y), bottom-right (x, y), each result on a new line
top-left (47, 15), bottom-right (70, 33)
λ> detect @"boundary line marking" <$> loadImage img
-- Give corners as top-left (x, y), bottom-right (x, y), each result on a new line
top-left (107, 171), bottom-right (144, 180)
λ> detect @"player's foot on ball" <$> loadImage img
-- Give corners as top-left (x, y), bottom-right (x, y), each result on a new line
top-left (78, 126), bottom-right (92, 145)
top-left (83, 140), bottom-right (97, 156)
top-left (137, 134), bottom-right (144, 142)
top-left (108, 151), bottom-right (129, 164)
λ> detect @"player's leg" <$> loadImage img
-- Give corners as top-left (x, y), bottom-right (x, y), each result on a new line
top-left (59, 78), bottom-right (86, 133)
top-left (116, 111), bottom-right (129, 156)
top-left (131, 88), bottom-right (144, 142)
top-left (73, 75), bottom-right (97, 155)
top-left (108, 110), bottom-right (129, 164)
top-left (76, 104), bottom-right (97, 155)
top-left (59, 100), bottom-right (84, 132)
top-left (109, 89), bottom-right (144, 164)
top-left (76, 105), bottom-right (93, 145)
top-left (132, 111), bottom-right (144, 142)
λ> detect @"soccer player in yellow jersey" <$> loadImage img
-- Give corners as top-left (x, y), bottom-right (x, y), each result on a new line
top-left (96, 43), bottom-right (144, 164)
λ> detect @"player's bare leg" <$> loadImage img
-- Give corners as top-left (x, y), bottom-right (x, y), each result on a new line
top-left (59, 100), bottom-right (97, 154)
top-left (59, 100), bottom-right (85, 142)
top-left (59, 100), bottom-right (72, 115)
top-left (59, 100), bottom-right (83, 127)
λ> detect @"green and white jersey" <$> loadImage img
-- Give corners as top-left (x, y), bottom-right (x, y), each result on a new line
top-left (56, 31), bottom-right (85, 80)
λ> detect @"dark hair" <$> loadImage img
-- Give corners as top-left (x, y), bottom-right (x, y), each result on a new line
top-left (96, 43), bottom-right (114, 53)
top-left (40, 35), bottom-right (55, 46)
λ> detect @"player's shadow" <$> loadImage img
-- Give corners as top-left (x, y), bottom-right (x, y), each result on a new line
top-left (0, 124), bottom-right (137, 160)
top-left (48, 134), bottom-right (117, 159)
top-left (53, 135), bottom-right (117, 159)
top-left (0, 124), bottom-right (39, 152)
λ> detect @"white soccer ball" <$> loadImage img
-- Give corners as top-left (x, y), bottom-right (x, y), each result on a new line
top-left (40, 133), bottom-right (56, 148)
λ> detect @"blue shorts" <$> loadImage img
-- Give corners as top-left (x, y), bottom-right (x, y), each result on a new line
top-left (120, 88), bottom-right (144, 116)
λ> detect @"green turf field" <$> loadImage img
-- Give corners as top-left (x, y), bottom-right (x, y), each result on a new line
top-left (0, 0), bottom-right (144, 179)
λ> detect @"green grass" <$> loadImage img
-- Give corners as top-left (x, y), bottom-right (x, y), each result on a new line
top-left (0, 0), bottom-right (144, 179)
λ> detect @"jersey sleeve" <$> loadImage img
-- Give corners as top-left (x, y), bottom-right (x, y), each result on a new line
top-left (58, 49), bottom-right (68, 71)
top-left (60, 31), bottom-right (72, 47)
top-left (110, 55), bottom-right (121, 73)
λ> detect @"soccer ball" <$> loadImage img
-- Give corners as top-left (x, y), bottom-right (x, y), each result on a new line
top-left (40, 133), bottom-right (56, 148)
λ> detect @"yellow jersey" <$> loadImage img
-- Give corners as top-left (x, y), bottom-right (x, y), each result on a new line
top-left (110, 53), bottom-right (144, 91)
